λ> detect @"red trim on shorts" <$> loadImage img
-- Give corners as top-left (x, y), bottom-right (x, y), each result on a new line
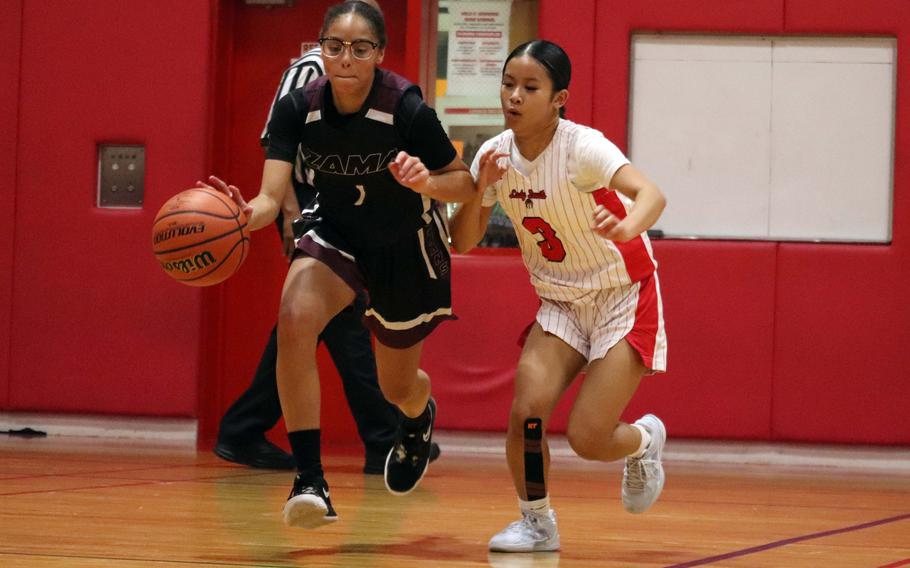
top-left (592, 188), bottom-right (656, 282)
top-left (625, 274), bottom-right (659, 369)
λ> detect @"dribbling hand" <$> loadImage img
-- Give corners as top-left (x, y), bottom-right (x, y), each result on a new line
top-left (196, 176), bottom-right (254, 220)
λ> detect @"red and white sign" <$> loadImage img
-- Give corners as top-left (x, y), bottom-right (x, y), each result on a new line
top-left (446, 1), bottom-right (511, 96)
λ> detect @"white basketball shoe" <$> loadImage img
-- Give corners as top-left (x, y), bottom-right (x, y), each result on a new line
top-left (621, 414), bottom-right (666, 514)
top-left (488, 510), bottom-right (560, 552)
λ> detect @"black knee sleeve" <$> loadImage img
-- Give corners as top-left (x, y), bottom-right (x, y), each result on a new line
top-left (523, 418), bottom-right (546, 500)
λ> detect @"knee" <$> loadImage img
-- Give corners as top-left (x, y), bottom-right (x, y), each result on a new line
top-left (375, 367), bottom-right (429, 407)
top-left (566, 419), bottom-right (624, 462)
top-left (566, 424), bottom-right (601, 460)
top-left (277, 298), bottom-right (320, 344)
top-left (507, 397), bottom-right (550, 439)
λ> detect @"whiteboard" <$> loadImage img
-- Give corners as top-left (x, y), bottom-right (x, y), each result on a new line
top-left (628, 35), bottom-right (896, 242)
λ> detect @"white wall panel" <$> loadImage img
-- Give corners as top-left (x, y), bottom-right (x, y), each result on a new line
top-left (629, 35), bottom-right (895, 242)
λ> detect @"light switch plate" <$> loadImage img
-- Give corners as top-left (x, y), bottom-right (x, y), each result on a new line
top-left (97, 144), bottom-right (144, 208)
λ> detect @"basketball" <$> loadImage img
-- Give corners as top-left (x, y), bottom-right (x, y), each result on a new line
top-left (152, 187), bottom-right (250, 286)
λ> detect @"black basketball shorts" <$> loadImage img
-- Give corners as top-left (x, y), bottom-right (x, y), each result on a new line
top-left (295, 209), bottom-right (456, 348)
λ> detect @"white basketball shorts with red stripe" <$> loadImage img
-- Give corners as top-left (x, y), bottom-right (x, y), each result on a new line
top-left (536, 273), bottom-right (667, 373)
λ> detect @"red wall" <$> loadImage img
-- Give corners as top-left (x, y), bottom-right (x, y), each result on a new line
top-left (0, 0), bottom-right (23, 410)
top-left (4, 0), bottom-right (212, 415)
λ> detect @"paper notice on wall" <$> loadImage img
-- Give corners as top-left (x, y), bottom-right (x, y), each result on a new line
top-left (446, 1), bottom-right (511, 96)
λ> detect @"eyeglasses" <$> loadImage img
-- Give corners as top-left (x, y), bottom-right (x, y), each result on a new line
top-left (318, 37), bottom-right (379, 60)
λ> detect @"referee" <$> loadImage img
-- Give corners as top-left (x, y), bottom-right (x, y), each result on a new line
top-left (214, 0), bottom-right (440, 473)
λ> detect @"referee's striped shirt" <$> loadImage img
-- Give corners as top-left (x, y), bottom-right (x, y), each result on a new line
top-left (260, 47), bottom-right (325, 146)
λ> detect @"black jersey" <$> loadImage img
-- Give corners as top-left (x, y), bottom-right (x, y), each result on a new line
top-left (266, 69), bottom-right (456, 248)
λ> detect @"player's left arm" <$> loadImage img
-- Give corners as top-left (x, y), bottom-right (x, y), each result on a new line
top-left (592, 164), bottom-right (666, 243)
top-left (279, 182), bottom-right (302, 258)
top-left (390, 97), bottom-right (474, 202)
top-left (390, 153), bottom-right (473, 203)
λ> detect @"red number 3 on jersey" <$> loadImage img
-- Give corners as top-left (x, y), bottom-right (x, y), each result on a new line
top-left (521, 217), bottom-right (566, 262)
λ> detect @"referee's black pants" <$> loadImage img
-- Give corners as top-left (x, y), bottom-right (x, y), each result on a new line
top-left (217, 295), bottom-right (398, 457)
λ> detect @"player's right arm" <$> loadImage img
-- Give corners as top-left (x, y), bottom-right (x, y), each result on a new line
top-left (199, 91), bottom-right (302, 232)
top-left (251, 160), bottom-right (294, 231)
top-left (253, 91), bottom-right (305, 232)
top-left (196, 162), bottom-right (291, 232)
top-left (449, 146), bottom-right (508, 253)
top-left (264, 54), bottom-right (323, 256)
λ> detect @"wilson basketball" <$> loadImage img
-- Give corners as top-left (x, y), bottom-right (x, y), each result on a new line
top-left (152, 187), bottom-right (250, 286)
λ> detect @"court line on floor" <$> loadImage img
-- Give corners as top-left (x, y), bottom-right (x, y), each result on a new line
top-left (878, 559), bottom-right (910, 568)
top-left (665, 512), bottom-right (910, 567)
top-left (0, 462), bottom-right (214, 481)
top-left (0, 550), bottom-right (286, 567)
top-left (0, 480), bottom-right (163, 497)
top-left (0, 463), bottom-right (280, 496)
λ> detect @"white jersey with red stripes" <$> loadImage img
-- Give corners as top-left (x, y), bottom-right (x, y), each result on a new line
top-left (473, 119), bottom-right (658, 303)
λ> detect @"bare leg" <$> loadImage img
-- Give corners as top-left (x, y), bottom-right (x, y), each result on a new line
top-left (377, 338), bottom-right (439, 495)
top-left (276, 256), bottom-right (355, 431)
top-left (566, 339), bottom-right (646, 462)
top-left (506, 323), bottom-right (586, 500)
top-left (372, 340), bottom-right (429, 418)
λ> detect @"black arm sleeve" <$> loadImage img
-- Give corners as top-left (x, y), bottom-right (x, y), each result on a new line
top-left (397, 91), bottom-right (457, 172)
top-left (265, 93), bottom-right (304, 164)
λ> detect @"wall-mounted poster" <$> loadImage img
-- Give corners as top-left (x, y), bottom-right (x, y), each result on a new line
top-left (446, 1), bottom-right (511, 97)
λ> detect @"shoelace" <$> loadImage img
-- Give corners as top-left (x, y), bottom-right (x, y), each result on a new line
top-left (291, 477), bottom-right (325, 498)
top-left (625, 456), bottom-right (658, 492)
top-left (393, 431), bottom-right (420, 465)
top-left (503, 513), bottom-right (549, 538)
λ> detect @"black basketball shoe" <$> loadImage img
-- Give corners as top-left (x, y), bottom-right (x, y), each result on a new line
top-left (282, 474), bottom-right (338, 529)
top-left (364, 442), bottom-right (441, 475)
top-left (384, 398), bottom-right (437, 495)
top-left (213, 437), bottom-right (295, 470)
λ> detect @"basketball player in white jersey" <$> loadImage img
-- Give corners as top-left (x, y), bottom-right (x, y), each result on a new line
top-left (450, 40), bottom-right (669, 553)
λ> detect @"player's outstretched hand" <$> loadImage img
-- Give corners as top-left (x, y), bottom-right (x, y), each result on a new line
top-left (196, 176), bottom-right (254, 219)
top-left (389, 151), bottom-right (433, 195)
top-left (591, 204), bottom-right (635, 243)
top-left (475, 148), bottom-right (509, 192)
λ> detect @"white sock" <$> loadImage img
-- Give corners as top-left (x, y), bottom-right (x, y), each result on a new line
top-left (519, 496), bottom-right (550, 517)
top-left (629, 423), bottom-right (651, 458)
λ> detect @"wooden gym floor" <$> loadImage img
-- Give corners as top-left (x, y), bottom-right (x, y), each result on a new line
top-left (1, 431), bottom-right (909, 567)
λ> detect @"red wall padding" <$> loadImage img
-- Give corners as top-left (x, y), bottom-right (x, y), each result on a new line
top-left (7, 0), bottom-right (212, 415)
top-left (774, 245), bottom-right (910, 443)
top-left (629, 241), bottom-right (777, 439)
top-left (0, 0), bottom-right (23, 409)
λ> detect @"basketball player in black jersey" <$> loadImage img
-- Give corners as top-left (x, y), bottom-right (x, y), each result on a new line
top-left (198, 0), bottom-right (474, 529)
top-left (213, 0), bottom-right (440, 476)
